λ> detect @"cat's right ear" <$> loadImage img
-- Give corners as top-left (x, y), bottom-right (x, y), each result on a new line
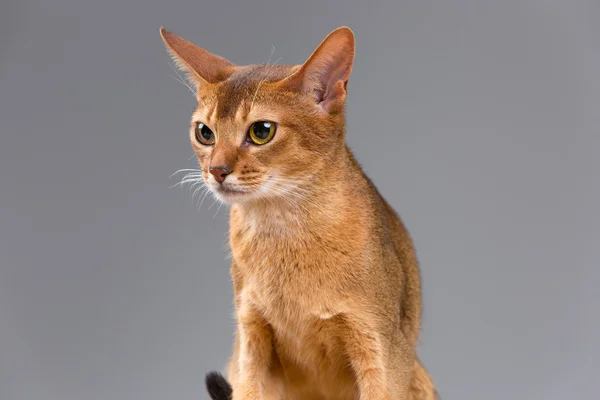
top-left (159, 27), bottom-right (235, 90)
top-left (280, 26), bottom-right (355, 113)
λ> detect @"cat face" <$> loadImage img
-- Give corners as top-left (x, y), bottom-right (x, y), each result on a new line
top-left (187, 65), bottom-right (342, 204)
top-left (161, 27), bottom-right (355, 204)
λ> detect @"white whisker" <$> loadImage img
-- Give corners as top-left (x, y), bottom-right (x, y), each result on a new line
top-left (250, 45), bottom-right (281, 110)
top-left (213, 199), bottom-right (225, 218)
top-left (192, 183), bottom-right (207, 200)
top-left (170, 168), bottom-right (203, 178)
top-left (208, 194), bottom-right (221, 211)
top-left (170, 177), bottom-right (204, 189)
top-left (198, 187), bottom-right (213, 210)
top-left (167, 59), bottom-right (196, 96)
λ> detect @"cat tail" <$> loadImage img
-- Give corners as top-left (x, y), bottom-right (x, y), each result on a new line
top-left (205, 371), bottom-right (232, 400)
top-left (204, 369), bottom-right (441, 400)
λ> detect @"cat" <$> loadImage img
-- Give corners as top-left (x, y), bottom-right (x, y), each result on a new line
top-left (160, 26), bottom-right (440, 400)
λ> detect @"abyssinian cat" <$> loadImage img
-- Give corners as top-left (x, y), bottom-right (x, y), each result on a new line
top-left (160, 26), bottom-right (439, 400)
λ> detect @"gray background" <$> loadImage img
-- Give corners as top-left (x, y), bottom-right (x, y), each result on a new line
top-left (1, 0), bottom-right (598, 399)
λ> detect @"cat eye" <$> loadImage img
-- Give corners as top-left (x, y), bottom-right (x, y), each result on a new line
top-left (195, 122), bottom-right (215, 145)
top-left (248, 121), bottom-right (276, 145)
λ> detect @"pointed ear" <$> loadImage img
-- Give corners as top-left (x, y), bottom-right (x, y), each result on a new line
top-left (281, 26), bottom-right (355, 112)
top-left (159, 27), bottom-right (235, 89)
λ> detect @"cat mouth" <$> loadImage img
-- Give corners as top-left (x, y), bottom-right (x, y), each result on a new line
top-left (219, 186), bottom-right (248, 195)
top-left (213, 185), bottom-right (253, 201)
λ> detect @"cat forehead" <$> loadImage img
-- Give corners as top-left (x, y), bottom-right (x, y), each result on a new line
top-left (229, 64), bottom-right (299, 87)
top-left (199, 64), bottom-right (300, 120)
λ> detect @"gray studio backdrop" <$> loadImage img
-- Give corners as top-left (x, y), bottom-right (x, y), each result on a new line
top-left (1, 1), bottom-right (599, 399)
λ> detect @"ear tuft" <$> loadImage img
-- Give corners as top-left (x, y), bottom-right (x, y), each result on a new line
top-left (282, 26), bottom-right (355, 112)
top-left (159, 27), bottom-right (235, 88)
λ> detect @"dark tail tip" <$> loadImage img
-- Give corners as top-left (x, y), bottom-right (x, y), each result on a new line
top-left (205, 371), bottom-right (232, 400)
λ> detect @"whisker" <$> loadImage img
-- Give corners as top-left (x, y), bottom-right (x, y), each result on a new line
top-left (168, 74), bottom-right (196, 97)
top-left (198, 187), bottom-right (213, 210)
top-left (271, 180), bottom-right (323, 211)
top-left (179, 173), bottom-right (203, 179)
top-left (170, 180), bottom-right (197, 189)
top-left (208, 197), bottom-right (220, 211)
top-left (170, 168), bottom-right (203, 178)
top-left (240, 181), bottom-right (280, 208)
top-left (213, 199), bottom-right (225, 218)
top-left (170, 177), bottom-right (204, 189)
top-left (262, 180), bottom-right (309, 210)
top-left (266, 177), bottom-right (316, 196)
top-left (167, 59), bottom-right (196, 96)
top-left (192, 183), bottom-right (207, 200)
top-left (195, 189), bottom-right (210, 210)
top-left (250, 45), bottom-right (281, 110)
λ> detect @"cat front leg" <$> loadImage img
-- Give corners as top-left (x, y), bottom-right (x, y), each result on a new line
top-left (232, 297), bottom-right (278, 400)
top-left (337, 313), bottom-right (411, 400)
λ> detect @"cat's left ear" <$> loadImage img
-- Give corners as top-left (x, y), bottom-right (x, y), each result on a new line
top-left (281, 26), bottom-right (355, 113)
top-left (159, 27), bottom-right (236, 90)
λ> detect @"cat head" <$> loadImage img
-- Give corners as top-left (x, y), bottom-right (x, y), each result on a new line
top-left (160, 26), bottom-right (355, 204)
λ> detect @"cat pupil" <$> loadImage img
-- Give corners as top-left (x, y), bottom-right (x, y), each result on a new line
top-left (200, 124), bottom-right (212, 140)
top-left (255, 122), bottom-right (271, 139)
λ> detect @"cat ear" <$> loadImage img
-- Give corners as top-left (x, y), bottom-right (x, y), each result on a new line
top-left (282, 26), bottom-right (355, 112)
top-left (159, 27), bottom-right (235, 89)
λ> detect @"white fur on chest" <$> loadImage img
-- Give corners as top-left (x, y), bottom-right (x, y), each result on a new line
top-left (243, 206), bottom-right (303, 236)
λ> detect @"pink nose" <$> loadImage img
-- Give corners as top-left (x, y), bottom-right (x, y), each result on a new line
top-left (209, 165), bottom-right (233, 183)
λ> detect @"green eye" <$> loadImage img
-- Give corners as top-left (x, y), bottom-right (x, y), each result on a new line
top-left (248, 121), bottom-right (276, 145)
top-left (195, 122), bottom-right (215, 145)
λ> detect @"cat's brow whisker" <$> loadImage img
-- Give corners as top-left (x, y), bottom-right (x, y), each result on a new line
top-left (250, 45), bottom-right (281, 110)
top-left (167, 59), bottom-right (196, 97)
top-left (168, 74), bottom-right (196, 97)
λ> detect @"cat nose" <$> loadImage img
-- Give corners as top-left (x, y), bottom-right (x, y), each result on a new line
top-left (209, 165), bottom-right (233, 183)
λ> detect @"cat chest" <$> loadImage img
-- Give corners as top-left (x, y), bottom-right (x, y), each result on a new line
top-left (230, 227), bottom-right (361, 321)
top-left (232, 246), bottom-right (346, 323)
top-left (241, 261), bottom-right (330, 321)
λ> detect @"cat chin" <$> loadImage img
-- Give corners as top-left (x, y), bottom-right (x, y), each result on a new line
top-left (211, 186), bottom-right (257, 204)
